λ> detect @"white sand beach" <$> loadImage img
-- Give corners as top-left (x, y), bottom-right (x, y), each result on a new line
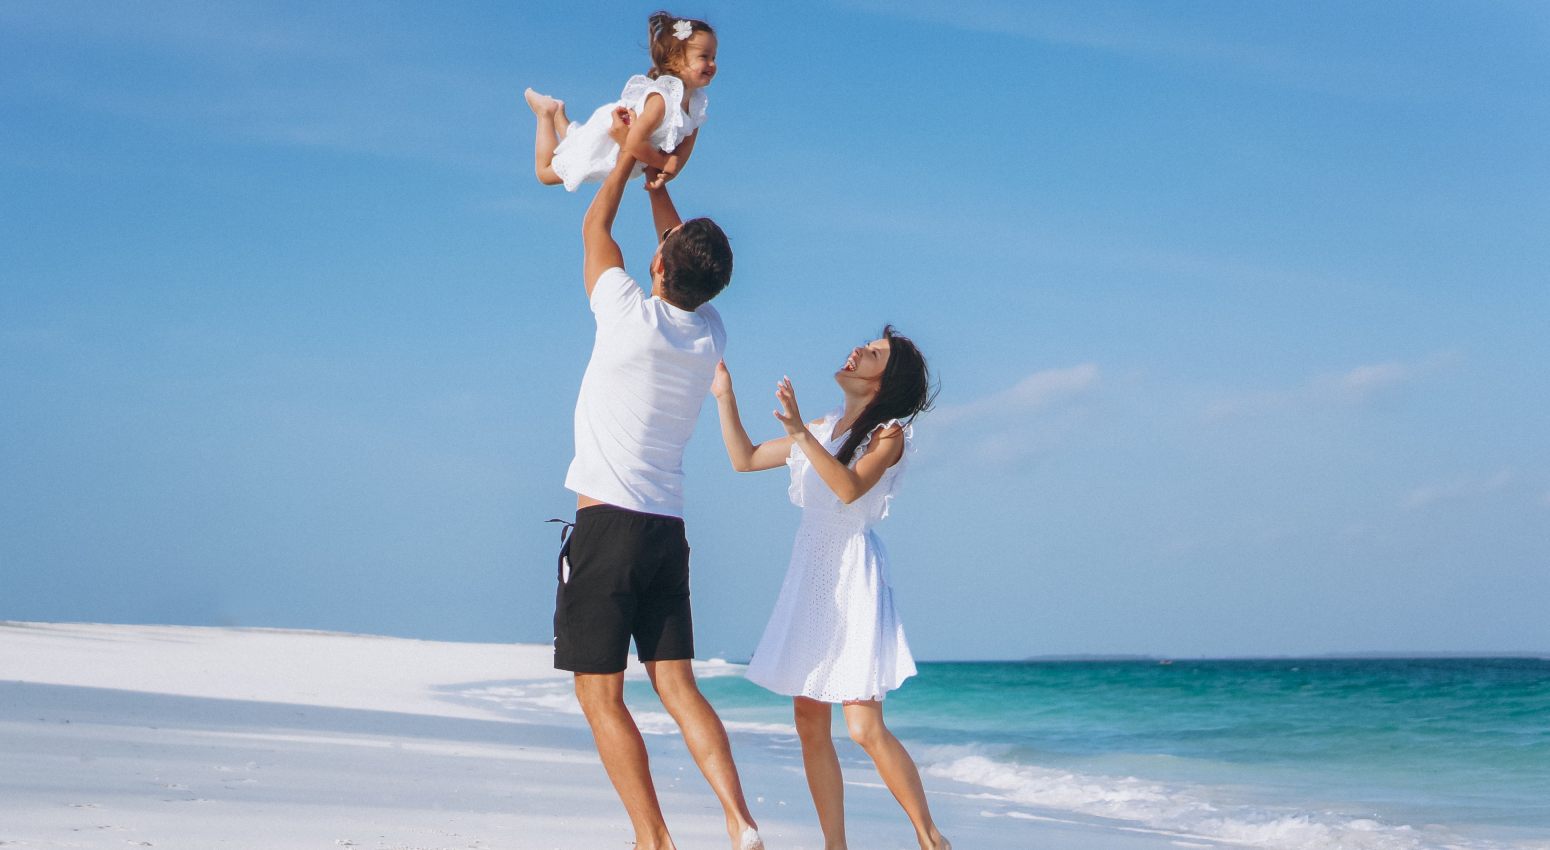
top-left (1, 622), bottom-right (1222, 849)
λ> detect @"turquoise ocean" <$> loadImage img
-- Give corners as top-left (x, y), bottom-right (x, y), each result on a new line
top-left (657, 658), bottom-right (1550, 849)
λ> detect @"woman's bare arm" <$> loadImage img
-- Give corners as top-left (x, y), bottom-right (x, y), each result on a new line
top-left (713, 361), bottom-right (796, 472)
top-left (774, 377), bottom-right (904, 503)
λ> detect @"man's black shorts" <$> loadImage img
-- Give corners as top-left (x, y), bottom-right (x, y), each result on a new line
top-left (553, 504), bottom-right (694, 674)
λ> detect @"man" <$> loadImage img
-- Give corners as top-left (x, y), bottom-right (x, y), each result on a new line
top-left (554, 108), bottom-right (761, 850)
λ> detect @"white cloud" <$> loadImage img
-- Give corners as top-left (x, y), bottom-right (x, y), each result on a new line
top-left (935, 363), bottom-right (1099, 426)
top-left (1404, 468), bottom-right (1517, 511)
top-left (1206, 352), bottom-right (1455, 420)
top-left (1326, 361), bottom-right (1414, 398)
top-left (0, 1), bottom-right (357, 60)
top-left (840, 0), bottom-right (1444, 101)
top-left (0, 2), bottom-right (511, 171)
top-left (926, 364), bottom-right (1100, 466)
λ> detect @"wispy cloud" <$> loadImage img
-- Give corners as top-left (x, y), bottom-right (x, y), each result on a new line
top-left (772, 187), bottom-right (1383, 308)
top-left (1322, 362), bottom-right (1416, 400)
top-left (935, 363), bottom-right (1100, 426)
top-left (0, 1), bottom-right (357, 60)
top-left (1404, 468), bottom-right (1518, 511)
top-left (1205, 353), bottom-right (1456, 420)
top-left (841, 0), bottom-right (1445, 101)
top-left (927, 364), bottom-right (1100, 465)
top-left (0, 2), bottom-right (512, 171)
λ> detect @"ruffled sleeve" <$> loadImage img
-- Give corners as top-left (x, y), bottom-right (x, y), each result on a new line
top-left (620, 74), bottom-right (689, 152)
top-left (785, 437), bottom-right (805, 508)
top-left (853, 419), bottom-right (916, 521)
top-left (683, 87), bottom-right (709, 136)
top-left (852, 419), bottom-right (914, 466)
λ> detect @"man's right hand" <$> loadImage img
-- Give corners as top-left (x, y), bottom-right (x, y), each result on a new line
top-left (608, 107), bottom-right (634, 148)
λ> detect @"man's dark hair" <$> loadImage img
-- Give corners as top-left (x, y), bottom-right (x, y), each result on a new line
top-left (661, 217), bottom-right (732, 310)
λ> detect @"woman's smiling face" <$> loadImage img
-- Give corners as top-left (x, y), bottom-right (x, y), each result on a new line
top-left (837, 337), bottom-right (892, 384)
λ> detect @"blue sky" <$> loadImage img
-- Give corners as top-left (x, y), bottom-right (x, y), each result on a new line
top-left (3, 1), bottom-right (1547, 659)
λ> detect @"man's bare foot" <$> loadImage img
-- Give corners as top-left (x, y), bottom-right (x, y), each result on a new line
top-left (524, 87), bottom-right (562, 116)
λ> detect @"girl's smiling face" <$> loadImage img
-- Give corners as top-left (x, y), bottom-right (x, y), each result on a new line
top-left (677, 32), bottom-right (717, 88)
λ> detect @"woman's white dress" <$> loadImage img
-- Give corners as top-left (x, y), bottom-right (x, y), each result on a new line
top-left (550, 74), bottom-right (708, 192)
top-left (744, 409), bottom-right (918, 703)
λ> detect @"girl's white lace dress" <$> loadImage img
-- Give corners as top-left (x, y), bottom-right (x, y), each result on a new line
top-left (744, 409), bottom-right (918, 703)
top-left (550, 74), bottom-right (708, 192)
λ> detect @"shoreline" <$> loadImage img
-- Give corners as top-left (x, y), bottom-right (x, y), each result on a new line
top-left (0, 621), bottom-right (1217, 849)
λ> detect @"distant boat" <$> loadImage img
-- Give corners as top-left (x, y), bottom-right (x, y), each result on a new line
top-left (1159, 659), bottom-right (1174, 666)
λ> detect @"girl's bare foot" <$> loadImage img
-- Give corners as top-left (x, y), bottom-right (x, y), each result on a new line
top-left (524, 87), bottom-right (562, 116)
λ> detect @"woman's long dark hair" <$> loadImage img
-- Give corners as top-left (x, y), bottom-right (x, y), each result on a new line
top-left (835, 325), bottom-right (936, 466)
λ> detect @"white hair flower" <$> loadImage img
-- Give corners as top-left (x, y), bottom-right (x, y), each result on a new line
top-left (672, 19), bottom-right (694, 41)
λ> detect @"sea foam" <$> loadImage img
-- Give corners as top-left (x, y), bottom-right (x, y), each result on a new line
top-left (924, 748), bottom-right (1548, 850)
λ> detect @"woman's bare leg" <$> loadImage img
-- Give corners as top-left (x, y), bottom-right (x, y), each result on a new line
top-left (524, 87), bottom-right (564, 185)
top-left (794, 697), bottom-right (847, 850)
top-left (842, 700), bottom-right (950, 850)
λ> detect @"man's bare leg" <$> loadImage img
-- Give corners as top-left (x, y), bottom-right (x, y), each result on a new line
top-left (646, 660), bottom-right (762, 849)
top-left (575, 672), bottom-right (677, 850)
top-left (524, 87), bottom-right (565, 185)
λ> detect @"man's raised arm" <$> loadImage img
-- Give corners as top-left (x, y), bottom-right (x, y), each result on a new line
top-left (582, 108), bottom-right (637, 298)
top-left (644, 167), bottom-right (684, 244)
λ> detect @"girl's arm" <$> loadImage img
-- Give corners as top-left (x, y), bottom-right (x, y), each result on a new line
top-left (647, 129), bottom-right (696, 189)
top-left (622, 93), bottom-right (674, 171)
top-left (775, 377), bottom-right (905, 503)
top-left (713, 361), bottom-right (795, 472)
top-left (673, 129), bottom-right (697, 171)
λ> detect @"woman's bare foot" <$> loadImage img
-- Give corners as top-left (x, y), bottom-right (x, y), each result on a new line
top-left (523, 87), bottom-right (562, 116)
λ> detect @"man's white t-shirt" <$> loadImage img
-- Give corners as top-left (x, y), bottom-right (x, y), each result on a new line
top-left (565, 266), bottom-right (726, 518)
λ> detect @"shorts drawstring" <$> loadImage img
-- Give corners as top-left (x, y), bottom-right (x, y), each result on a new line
top-left (545, 517), bottom-right (576, 543)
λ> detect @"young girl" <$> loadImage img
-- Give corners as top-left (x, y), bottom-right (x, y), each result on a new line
top-left (525, 12), bottom-right (715, 192)
top-left (712, 328), bottom-right (952, 850)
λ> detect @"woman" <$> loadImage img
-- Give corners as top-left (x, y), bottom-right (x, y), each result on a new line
top-left (712, 326), bottom-right (950, 850)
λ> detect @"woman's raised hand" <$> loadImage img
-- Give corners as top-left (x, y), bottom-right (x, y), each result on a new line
top-left (774, 376), bottom-right (806, 438)
top-left (711, 360), bottom-right (733, 400)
